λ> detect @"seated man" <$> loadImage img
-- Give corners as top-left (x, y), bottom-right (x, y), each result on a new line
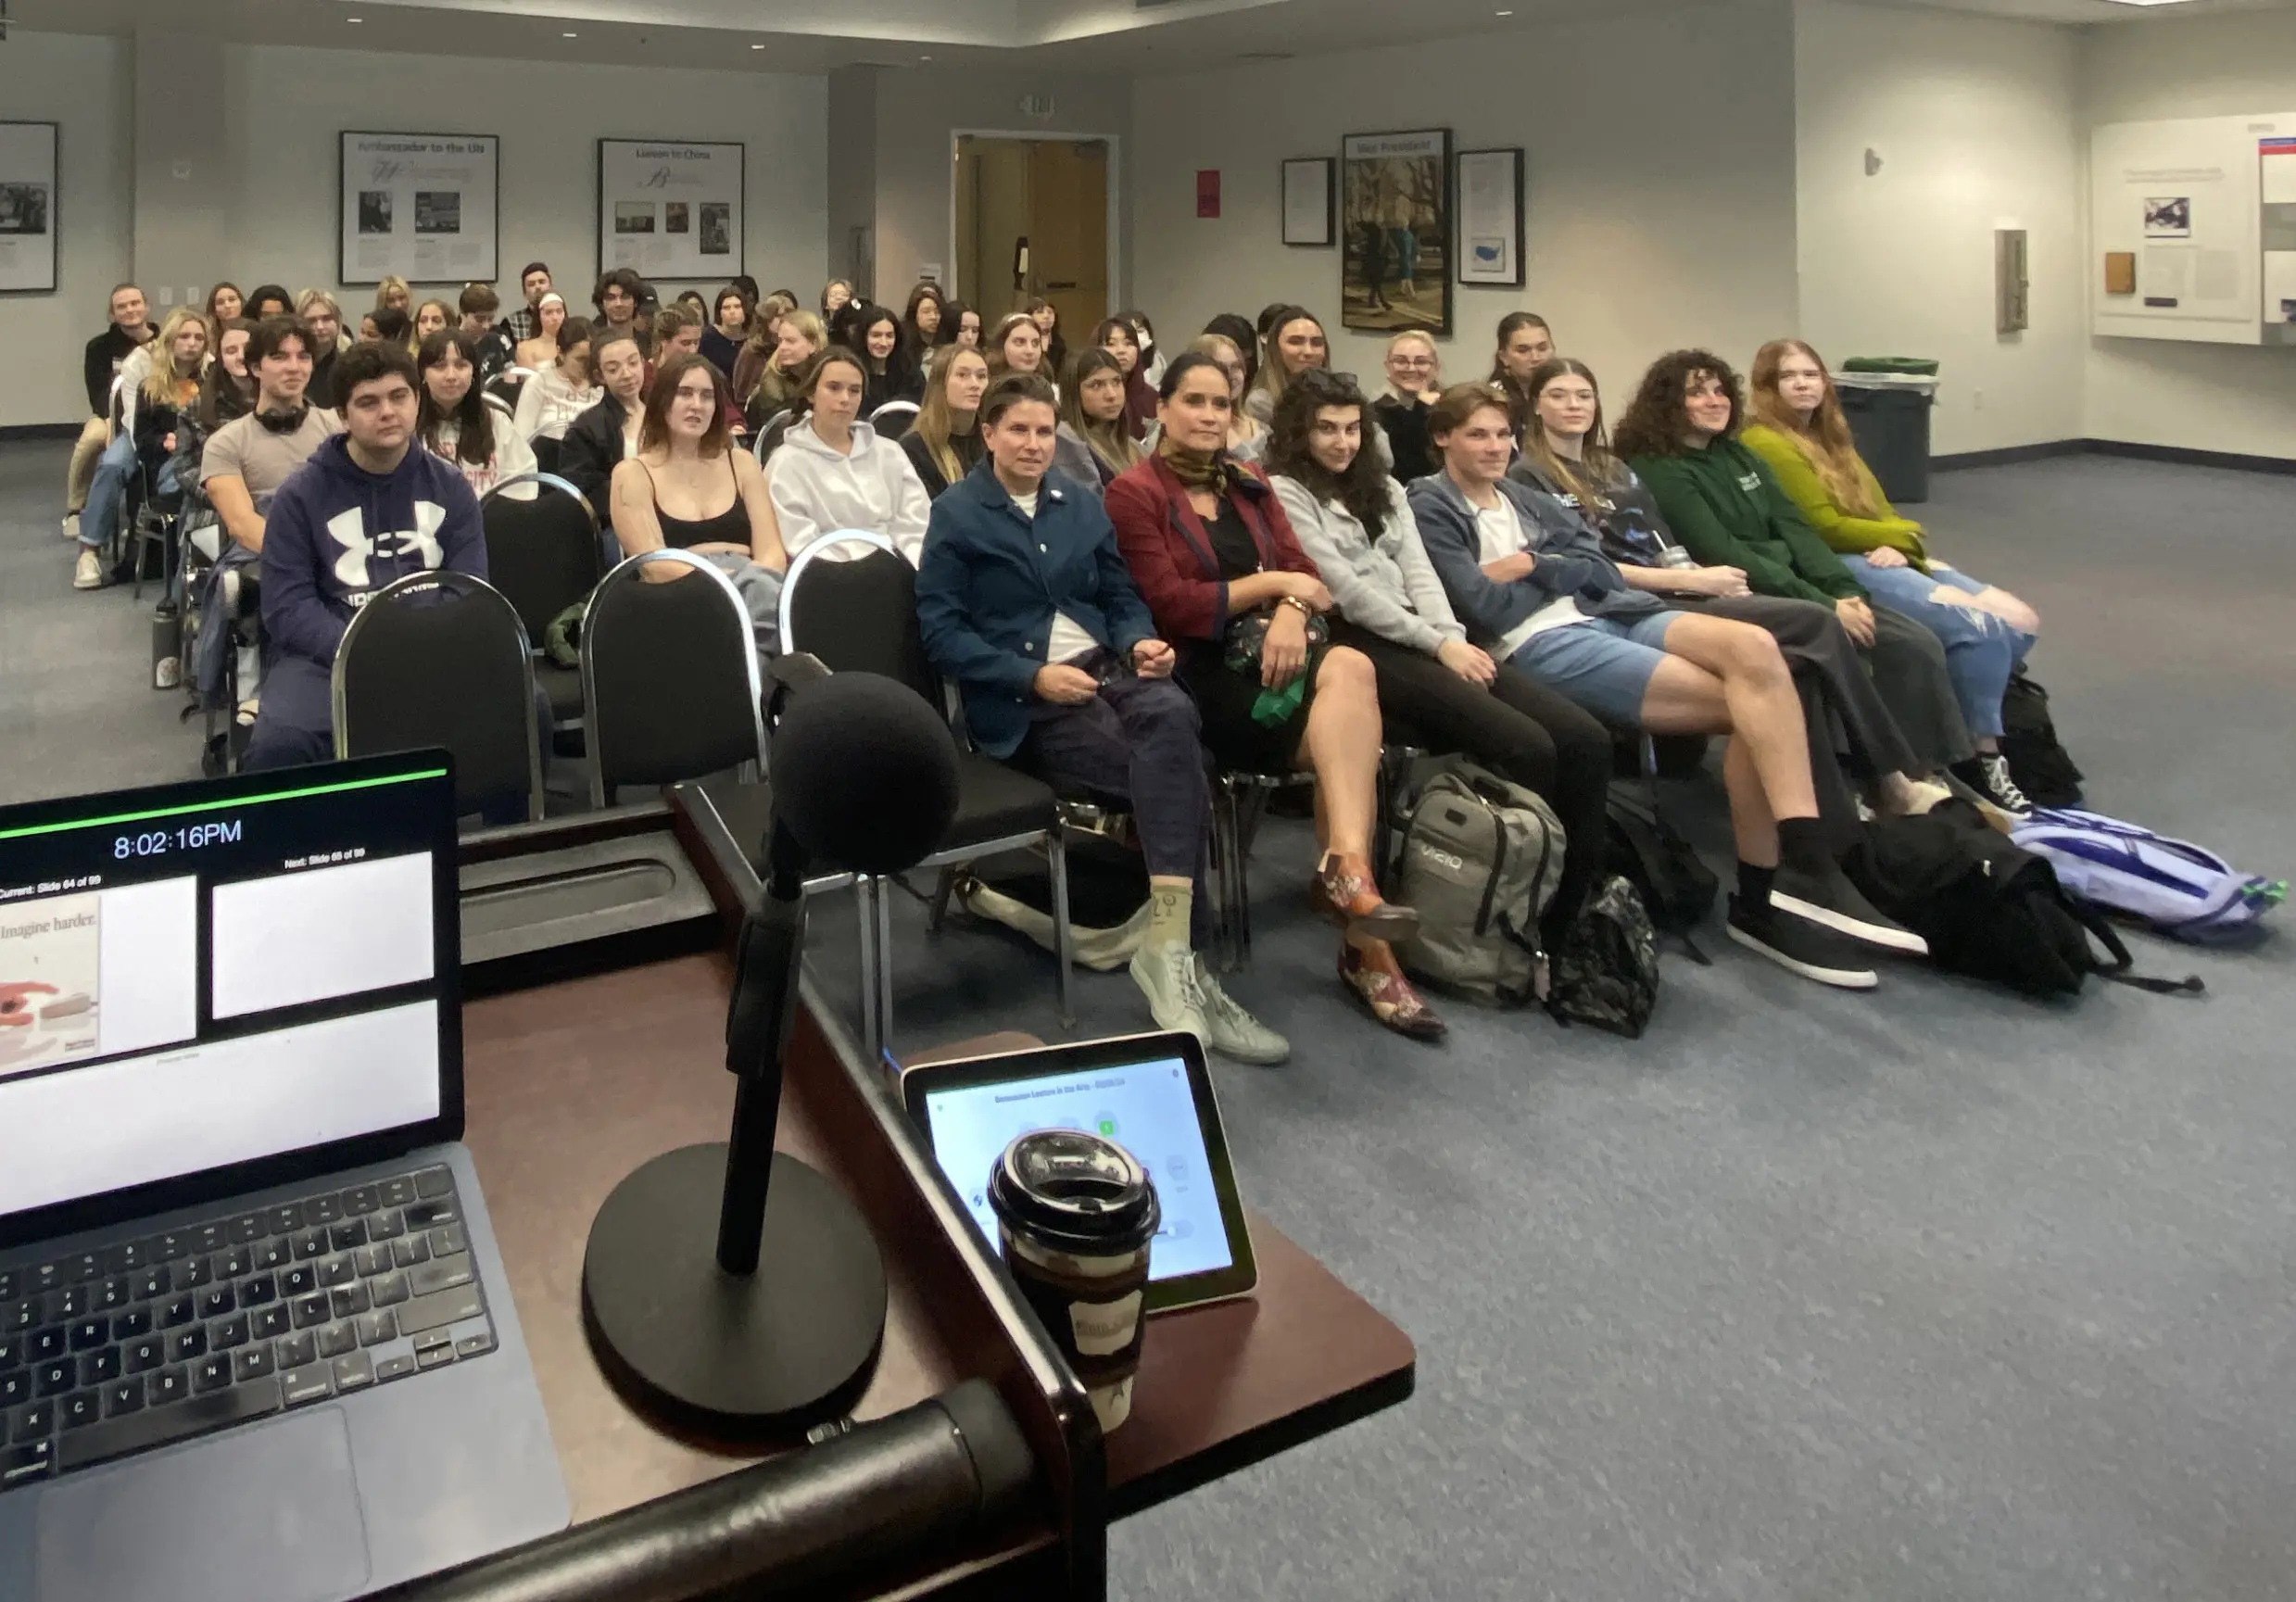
top-left (1410, 382), bottom-right (1918, 990)
top-left (242, 342), bottom-right (486, 772)
top-left (68, 284), bottom-right (157, 588)
top-left (504, 261), bottom-right (552, 346)
top-left (200, 316), bottom-right (341, 560)
top-left (915, 374), bottom-right (1287, 1065)
top-left (458, 283), bottom-right (515, 386)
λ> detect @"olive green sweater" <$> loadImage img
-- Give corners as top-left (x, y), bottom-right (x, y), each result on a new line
top-left (1740, 423), bottom-right (1930, 569)
top-left (1626, 435), bottom-right (1864, 607)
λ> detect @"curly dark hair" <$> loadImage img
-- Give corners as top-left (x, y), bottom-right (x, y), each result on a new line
top-left (1609, 348), bottom-right (1743, 460)
top-left (1265, 369), bottom-right (1391, 539)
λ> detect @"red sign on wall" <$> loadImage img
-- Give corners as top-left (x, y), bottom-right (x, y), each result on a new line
top-left (1196, 170), bottom-right (1220, 219)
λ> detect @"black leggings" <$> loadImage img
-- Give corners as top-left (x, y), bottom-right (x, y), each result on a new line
top-left (1330, 621), bottom-right (1611, 941)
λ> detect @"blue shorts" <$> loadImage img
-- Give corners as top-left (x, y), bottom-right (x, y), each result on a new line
top-left (1507, 612), bottom-right (1680, 727)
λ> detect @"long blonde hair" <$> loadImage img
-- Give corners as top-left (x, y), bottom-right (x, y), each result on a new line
top-left (914, 343), bottom-right (989, 486)
top-left (143, 308), bottom-right (209, 409)
top-left (1514, 358), bottom-right (1622, 511)
top-left (1748, 338), bottom-right (1882, 519)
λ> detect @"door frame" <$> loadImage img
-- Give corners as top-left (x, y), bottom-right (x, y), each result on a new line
top-left (947, 128), bottom-right (1123, 317)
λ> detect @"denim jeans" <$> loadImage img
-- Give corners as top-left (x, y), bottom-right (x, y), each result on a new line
top-left (1843, 557), bottom-right (2031, 739)
top-left (78, 432), bottom-right (139, 549)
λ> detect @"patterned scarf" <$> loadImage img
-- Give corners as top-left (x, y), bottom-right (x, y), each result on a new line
top-left (1156, 434), bottom-right (1235, 498)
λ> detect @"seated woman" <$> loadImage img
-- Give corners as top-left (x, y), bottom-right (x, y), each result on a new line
top-left (1744, 338), bottom-right (2039, 808)
top-left (1243, 306), bottom-right (1328, 425)
top-left (1411, 383), bottom-right (1920, 989)
top-left (416, 330), bottom-right (537, 500)
top-left (820, 278), bottom-right (855, 320)
top-left (1514, 356), bottom-right (1956, 826)
top-left (1374, 332), bottom-right (1442, 484)
top-left (944, 301), bottom-right (983, 350)
top-left (512, 292), bottom-right (566, 373)
top-left (1106, 354), bottom-right (1444, 1041)
top-left (608, 352), bottom-right (787, 660)
top-left (1487, 311), bottom-right (1554, 441)
top-left (901, 344), bottom-right (991, 500)
top-left (1268, 369), bottom-right (1612, 952)
top-left (733, 309), bottom-right (825, 432)
top-left (1053, 348), bottom-right (1144, 495)
top-left (850, 303), bottom-right (923, 412)
top-left (1090, 316), bottom-right (1156, 439)
top-left (1621, 349), bottom-right (2027, 814)
top-left (412, 298), bottom-right (453, 349)
top-left (1123, 309), bottom-right (1165, 388)
top-left (359, 307), bottom-right (410, 347)
top-left (245, 284), bottom-right (293, 322)
top-left (128, 309), bottom-right (209, 523)
top-left (917, 373), bottom-right (1288, 1064)
top-left (1181, 332), bottom-right (1268, 464)
top-left (205, 282), bottom-right (244, 336)
top-left (371, 276), bottom-right (410, 320)
top-left (984, 312), bottom-right (1050, 385)
top-left (1025, 296), bottom-right (1068, 375)
top-left (560, 329), bottom-right (650, 531)
top-left (700, 285), bottom-right (751, 379)
top-left (511, 316), bottom-right (598, 444)
top-left (902, 283), bottom-right (948, 354)
top-left (765, 347), bottom-right (931, 564)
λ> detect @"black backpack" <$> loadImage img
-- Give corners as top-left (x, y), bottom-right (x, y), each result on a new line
top-left (2000, 669), bottom-right (2084, 808)
top-left (1605, 781), bottom-right (1717, 962)
top-left (1844, 801), bottom-right (2202, 998)
top-left (1547, 875), bottom-right (1661, 1037)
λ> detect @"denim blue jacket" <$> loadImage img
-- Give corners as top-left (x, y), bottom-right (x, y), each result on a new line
top-left (1407, 471), bottom-right (1662, 650)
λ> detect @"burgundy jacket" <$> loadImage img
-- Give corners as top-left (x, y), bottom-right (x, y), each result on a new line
top-left (1104, 453), bottom-right (1320, 649)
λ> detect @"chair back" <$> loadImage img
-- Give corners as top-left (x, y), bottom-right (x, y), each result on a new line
top-left (751, 410), bottom-right (793, 466)
top-left (486, 367), bottom-right (536, 408)
top-left (481, 473), bottom-right (603, 647)
top-left (582, 549), bottom-right (765, 806)
top-left (778, 533), bottom-right (936, 700)
top-left (531, 435), bottom-right (564, 478)
top-left (869, 400), bottom-right (920, 440)
top-left (332, 571), bottom-right (543, 823)
top-left (482, 391), bottom-right (517, 424)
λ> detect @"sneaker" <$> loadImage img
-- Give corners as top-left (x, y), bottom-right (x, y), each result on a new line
top-left (72, 548), bottom-right (106, 590)
top-left (1770, 864), bottom-right (1928, 956)
top-left (61, 512), bottom-right (81, 543)
top-left (154, 656), bottom-right (181, 691)
top-left (235, 696), bottom-right (260, 728)
top-left (1192, 957), bottom-right (1290, 1065)
top-left (1726, 896), bottom-right (1878, 989)
top-left (1129, 940), bottom-right (1209, 1046)
top-left (1952, 753), bottom-right (2032, 816)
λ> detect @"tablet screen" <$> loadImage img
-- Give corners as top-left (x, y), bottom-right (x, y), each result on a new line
top-left (921, 1052), bottom-right (1233, 1281)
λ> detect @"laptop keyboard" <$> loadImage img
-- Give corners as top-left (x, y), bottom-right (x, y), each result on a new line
top-left (0, 1165), bottom-right (496, 1492)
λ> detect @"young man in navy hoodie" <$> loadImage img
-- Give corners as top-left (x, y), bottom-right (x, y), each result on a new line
top-left (242, 341), bottom-right (488, 771)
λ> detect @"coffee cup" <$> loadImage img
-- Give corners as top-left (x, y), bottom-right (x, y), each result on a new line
top-left (986, 1129), bottom-right (1159, 1432)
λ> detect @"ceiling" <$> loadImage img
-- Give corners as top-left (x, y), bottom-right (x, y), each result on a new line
top-left (6, 0), bottom-right (2295, 76)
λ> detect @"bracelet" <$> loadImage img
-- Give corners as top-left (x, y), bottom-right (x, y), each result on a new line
top-left (1278, 595), bottom-right (1316, 622)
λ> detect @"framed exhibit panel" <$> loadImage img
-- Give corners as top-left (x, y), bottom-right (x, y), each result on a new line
top-left (1280, 158), bottom-right (1334, 247)
top-left (598, 139), bottom-right (745, 281)
top-left (339, 132), bottom-right (500, 285)
top-left (1456, 148), bottom-right (1523, 289)
top-left (1341, 130), bottom-right (1452, 335)
top-left (2090, 111), bottom-right (2296, 347)
top-left (0, 121), bottom-right (59, 295)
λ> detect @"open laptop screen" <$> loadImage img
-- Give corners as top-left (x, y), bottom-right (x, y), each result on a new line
top-left (0, 754), bottom-right (460, 1240)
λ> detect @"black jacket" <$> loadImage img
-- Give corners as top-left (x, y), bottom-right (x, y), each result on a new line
top-left (561, 394), bottom-right (632, 527)
top-left (84, 325), bottom-right (148, 418)
top-left (900, 426), bottom-right (983, 500)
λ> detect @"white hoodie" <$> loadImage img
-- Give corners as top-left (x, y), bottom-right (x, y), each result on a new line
top-left (765, 418), bottom-right (931, 566)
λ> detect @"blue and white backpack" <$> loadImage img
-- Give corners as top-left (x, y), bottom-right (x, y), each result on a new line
top-left (2009, 808), bottom-right (2285, 941)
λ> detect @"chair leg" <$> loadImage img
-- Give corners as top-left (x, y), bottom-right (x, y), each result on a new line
top-left (927, 865), bottom-right (960, 934)
top-left (875, 871), bottom-right (896, 1058)
top-left (1047, 830), bottom-right (1075, 1030)
top-left (1211, 780), bottom-right (1245, 973)
top-left (854, 877), bottom-right (881, 1068)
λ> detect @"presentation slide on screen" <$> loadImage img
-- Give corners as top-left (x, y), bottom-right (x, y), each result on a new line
top-left (210, 852), bottom-right (435, 1019)
top-left (925, 1057), bottom-right (1232, 1280)
top-left (0, 877), bottom-right (196, 1081)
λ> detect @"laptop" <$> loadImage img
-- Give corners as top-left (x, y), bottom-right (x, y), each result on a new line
top-left (0, 752), bottom-right (569, 1602)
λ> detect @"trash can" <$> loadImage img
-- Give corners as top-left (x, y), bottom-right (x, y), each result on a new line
top-left (1835, 360), bottom-right (1938, 505)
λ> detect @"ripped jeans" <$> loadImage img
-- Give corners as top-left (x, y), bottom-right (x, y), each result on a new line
top-left (1843, 557), bottom-right (2033, 740)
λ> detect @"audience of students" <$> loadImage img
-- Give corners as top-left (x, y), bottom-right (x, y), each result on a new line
top-left (511, 316), bottom-right (599, 445)
top-left (1244, 306), bottom-right (1329, 424)
top-left (902, 283), bottom-right (949, 353)
top-left (200, 317), bottom-right (343, 561)
top-left (1091, 316), bottom-right (1157, 439)
top-left (851, 303), bottom-right (923, 412)
top-left (372, 277), bottom-right (412, 320)
top-left (205, 282), bottom-right (244, 337)
top-left (1489, 311), bottom-right (1554, 439)
top-left (416, 330), bottom-right (538, 499)
top-left (701, 285), bottom-right (751, 378)
top-left (295, 291), bottom-right (351, 410)
top-left (1053, 348), bottom-right (1146, 495)
top-left (946, 301), bottom-right (984, 349)
top-left (245, 285), bottom-right (294, 322)
top-left (1107, 354), bottom-right (1444, 1041)
top-left (64, 284), bottom-right (156, 580)
top-left (413, 298), bottom-right (453, 346)
top-left (766, 347), bottom-right (931, 564)
top-left (985, 312), bottom-right (1049, 384)
top-left (1026, 296), bottom-right (1068, 376)
top-left (502, 263), bottom-right (553, 345)
top-left (360, 307), bottom-right (411, 348)
top-left (591, 268), bottom-right (650, 358)
top-left (560, 329), bottom-right (650, 527)
top-left (1124, 309), bottom-right (1166, 389)
top-left (734, 309), bottom-right (824, 428)
top-left (1183, 333), bottom-right (1268, 464)
top-left (457, 283), bottom-right (514, 385)
top-left (513, 292), bottom-right (567, 372)
top-left (902, 344), bottom-right (991, 499)
top-left (1374, 331), bottom-right (1442, 484)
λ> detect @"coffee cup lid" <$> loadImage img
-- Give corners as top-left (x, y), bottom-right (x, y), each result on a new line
top-left (988, 1129), bottom-right (1160, 1256)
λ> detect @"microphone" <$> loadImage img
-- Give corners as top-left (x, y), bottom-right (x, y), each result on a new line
top-left (584, 673), bottom-right (961, 1435)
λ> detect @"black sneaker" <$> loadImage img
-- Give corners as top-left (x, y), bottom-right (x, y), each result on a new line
top-left (1952, 753), bottom-right (2032, 816)
top-left (1770, 864), bottom-right (1929, 956)
top-left (1725, 896), bottom-right (1879, 989)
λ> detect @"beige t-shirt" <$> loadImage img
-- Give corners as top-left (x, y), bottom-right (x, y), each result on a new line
top-left (200, 408), bottom-right (344, 513)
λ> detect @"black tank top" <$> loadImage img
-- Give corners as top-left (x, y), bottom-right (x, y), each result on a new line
top-left (640, 456), bottom-right (748, 550)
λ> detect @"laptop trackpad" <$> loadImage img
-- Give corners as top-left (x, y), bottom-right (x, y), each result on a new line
top-left (33, 1407), bottom-right (372, 1602)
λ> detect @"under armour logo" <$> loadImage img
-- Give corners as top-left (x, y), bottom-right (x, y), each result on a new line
top-left (325, 501), bottom-right (449, 590)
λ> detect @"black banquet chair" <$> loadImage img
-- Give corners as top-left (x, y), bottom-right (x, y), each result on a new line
top-left (332, 570), bottom-right (544, 825)
top-left (480, 473), bottom-right (604, 733)
top-left (581, 548), bottom-right (766, 809)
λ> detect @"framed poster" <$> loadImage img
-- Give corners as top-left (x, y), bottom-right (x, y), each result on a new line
top-left (0, 121), bottom-right (59, 296)
top-left (1281, 158), bottom-right (1334, 247)
top-left (1341, 130), bottom-right (1451, 334)
top-left (598, 139), bottom-right (745, 281)
top-left (1456, 148), bottom-right (1524, 288)
top-left (338, 132), bottom-right (499, 285)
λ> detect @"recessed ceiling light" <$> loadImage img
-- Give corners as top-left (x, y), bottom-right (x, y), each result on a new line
top-left (562, 30), bottom-right (578, 37)
top-left (919, 54), bottom-right (933, 60)
top-left (751, 42), bottom-right (765, 49)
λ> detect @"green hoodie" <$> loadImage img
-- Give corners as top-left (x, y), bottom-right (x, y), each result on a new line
top-left (1627, 435), bottom-right (1863, 607)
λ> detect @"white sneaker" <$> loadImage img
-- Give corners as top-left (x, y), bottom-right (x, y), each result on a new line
top-left (72, 549), bottom-right (105, 589)
top-left (62, 512), bottom-right (82, 543)
top-left (235, 696), bottom-right (260, 727)
top-left (1129, 940), bottom-right (1209, 1046)
top-left (1192, 956), bottom-right (1290, 1065)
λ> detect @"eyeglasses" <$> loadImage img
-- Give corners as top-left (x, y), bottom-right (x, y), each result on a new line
top-left (1389, 356), bottom-right (1434, 369)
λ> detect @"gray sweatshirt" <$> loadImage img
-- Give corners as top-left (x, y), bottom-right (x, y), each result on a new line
top-left (1268, 473), bottom-right (1465, 657)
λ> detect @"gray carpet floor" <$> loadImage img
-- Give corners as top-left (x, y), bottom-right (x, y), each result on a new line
top-left (6, 438), bottom-right (2293, 1599)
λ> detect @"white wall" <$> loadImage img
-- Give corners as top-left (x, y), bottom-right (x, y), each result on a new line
top-left (0, 32), bottom-right (134, 429)
top-left (1795, 0), bottom-right (2084, 456)
top-left (2081, 11), bottom-right (2296, 460)
top-left (1128, 0), bottom-right (1801, 405)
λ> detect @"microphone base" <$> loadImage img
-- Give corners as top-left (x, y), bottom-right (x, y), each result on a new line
top-left (581, 1143), bottom-right (888, 1436)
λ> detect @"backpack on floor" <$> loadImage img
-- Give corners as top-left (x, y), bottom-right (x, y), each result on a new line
top-left (1393, 758), bottom-right (1567, 1006)
top-left (2000, 669), bottom-right (2084, 808)
top-left (1845, 801), bottom-right (2203, 998)
top-left (1546, 875), bottom-right (1661, 1037)
top-left (2009, 807), bottom-right (2284, 942)
top-left (1605, 781), bottom-right (1717, 961)
top-left (951, 837), bottom-right (1152, 972)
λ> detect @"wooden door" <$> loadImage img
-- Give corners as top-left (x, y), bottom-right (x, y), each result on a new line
top-left (1025, 140), bottom-right (1108, 342)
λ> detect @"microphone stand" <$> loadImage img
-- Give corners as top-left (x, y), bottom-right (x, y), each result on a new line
top-left (580, 818), bottom-right (889, 1435)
